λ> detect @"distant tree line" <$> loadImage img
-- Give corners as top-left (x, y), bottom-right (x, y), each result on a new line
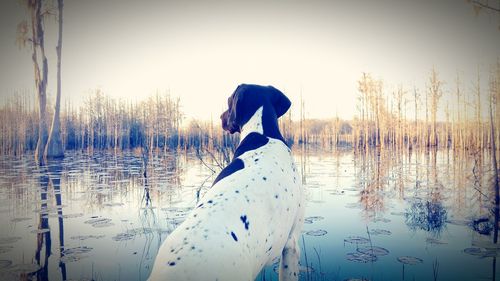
top-left (1, 64), bottom-right (499, 156)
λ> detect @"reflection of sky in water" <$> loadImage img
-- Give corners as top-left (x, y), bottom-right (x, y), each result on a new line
top-left (0, 149), bottom-right (498, 281)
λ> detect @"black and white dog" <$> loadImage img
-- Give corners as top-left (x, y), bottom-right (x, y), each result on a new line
top-left (149, 84), bottom-right (304, 281)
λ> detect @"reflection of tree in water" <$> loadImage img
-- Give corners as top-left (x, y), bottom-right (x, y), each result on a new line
top-left (34, 166), bottom-right (50, 281)
top-left (405, 149), bottom-right (448, 235)
top-left (32, 161), bottom-right (67, 281)
top-left (466, 147), bottom-right (499, 281)
top-left (355, 148), bottom-right (391, 220)
top-left (404, 199), bottom-right (447, 234)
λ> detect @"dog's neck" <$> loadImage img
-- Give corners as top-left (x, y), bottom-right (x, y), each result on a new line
top-left (239, 105), bottom-right (286, 144)
top-left (239, 107), bottom-right (264, 143)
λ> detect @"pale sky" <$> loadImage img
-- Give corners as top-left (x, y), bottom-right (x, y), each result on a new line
top-left (0, 0), bottom-right (499, 121)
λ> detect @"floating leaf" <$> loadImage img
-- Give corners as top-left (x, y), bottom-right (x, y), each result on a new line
top-left (92, 222), bottom-right (114, 228)
top-left (397, 256), bottom-right (423, 265)
top-left (69, 235), bottom-right (105, 241)
top-left (62, 213), bottom-right (84, 219)
top-left (303, 216), bottom-right (324, 224)
top-left (346, 252), bottom-right (377, 263)
top-left (368, 229), bottom-right (392, 236)
top-left (84, 218), bottom-right (111, 225)
top-left (305, 229), bottom-right (328, 236)
top-left (357, 246), bottom-right (389, 257)
top-left (372, 217), bottom-right (391, 223)
top-left (61, 246), bottom-right (93, 256)
top-left (84, 217), bottom-right (113, 227)
top-left (463, 247), bottom-right (498, 258)
top-left (112, 233), bottom-right (135, 241)
top-left (344, 236), bottom-right (370, 244)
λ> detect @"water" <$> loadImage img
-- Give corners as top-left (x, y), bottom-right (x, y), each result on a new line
top-left (0, 148), bottom-right (498, 281)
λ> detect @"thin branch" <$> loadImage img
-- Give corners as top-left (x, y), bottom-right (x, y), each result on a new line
top-left (472, 0), bottom-right (500, 13)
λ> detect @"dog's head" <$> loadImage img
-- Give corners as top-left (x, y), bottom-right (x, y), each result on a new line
top-left (221, 84), bottom-right (291, 134)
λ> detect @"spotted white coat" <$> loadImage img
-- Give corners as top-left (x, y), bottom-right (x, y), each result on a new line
top-left (149, 106), bottom-right (304, 281)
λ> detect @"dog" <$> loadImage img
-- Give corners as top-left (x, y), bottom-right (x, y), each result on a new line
top-left (148, 84), bottom-right (304, 281)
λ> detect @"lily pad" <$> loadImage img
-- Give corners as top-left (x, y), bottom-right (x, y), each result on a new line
top-left (61, 246), bottom-right (93, 256)
top-left (62, 213), bottom-right (84, 219)
top-left (91, 222), bottom-right (115, 228)
top-left (69, 235), bottom-right (105, 241)
top-left (84, 217), bottom-right (112, 225)
top-left (84, 217), bottom-right (113, 227)
top-left (368, 229), bottom-right (392, 236)
top-left (397, 256), bottom-right (423, 265)
top-left (357, 246), bottom-right (389, 257)
top-left (112, 233), bottom-right (135, 241)
top-left (305, 229), bottom-right (328, 236)
top-left (344, 236), bottom-right (370, 244)
top-left (303, 216), bottom-right (324, 224)
top-left (372, 217), bottom-right (391, 223)
top-left (346, 252), bottom-right (377, 263)
top-left (463, 247), bottom-right (498, 258)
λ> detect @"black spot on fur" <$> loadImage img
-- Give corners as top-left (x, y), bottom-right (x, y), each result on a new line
top-left (169, 262), bottom-right (176, 266)
top-left (240, 215), bottom-right (249, 230)
top-left (231, 231), bottom-right (238, 241)
top-left (263, 176), bottom-right (267, 181)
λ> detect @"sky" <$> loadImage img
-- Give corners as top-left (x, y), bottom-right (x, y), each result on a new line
top-left (0, 0), bottom-right (499, 122)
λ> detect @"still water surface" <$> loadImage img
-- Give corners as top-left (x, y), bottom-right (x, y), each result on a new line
top-left (0, 148), bottom-right (498, 281)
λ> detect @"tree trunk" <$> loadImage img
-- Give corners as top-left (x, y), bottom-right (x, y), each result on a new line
top-left (45, 0), bottom-right (64, 159)
top-left (31, 0), bottom-right (49, 164)
top-left (489, 88), bottom-right (499, 244)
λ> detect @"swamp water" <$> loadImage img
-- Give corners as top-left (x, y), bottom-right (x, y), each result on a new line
top-left (0, 148), bottom-right (498, 281)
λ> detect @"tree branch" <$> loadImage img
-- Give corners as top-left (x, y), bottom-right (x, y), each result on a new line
top-left (472, 1), bottom-right (500, 13)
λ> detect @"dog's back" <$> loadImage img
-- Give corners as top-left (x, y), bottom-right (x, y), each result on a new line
top-left (148, 137), bottom-right (302, 281)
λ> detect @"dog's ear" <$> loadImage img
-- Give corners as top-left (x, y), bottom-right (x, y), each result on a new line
top-left (269, 86), bottom-right (291, 118)
top-left (227, 85), bottom-right (246, 132)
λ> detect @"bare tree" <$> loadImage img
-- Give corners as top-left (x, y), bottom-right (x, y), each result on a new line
top-left (428, 68), bottom-right (443, 147)
top-left (45, 0), bottom-right (64, 158)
